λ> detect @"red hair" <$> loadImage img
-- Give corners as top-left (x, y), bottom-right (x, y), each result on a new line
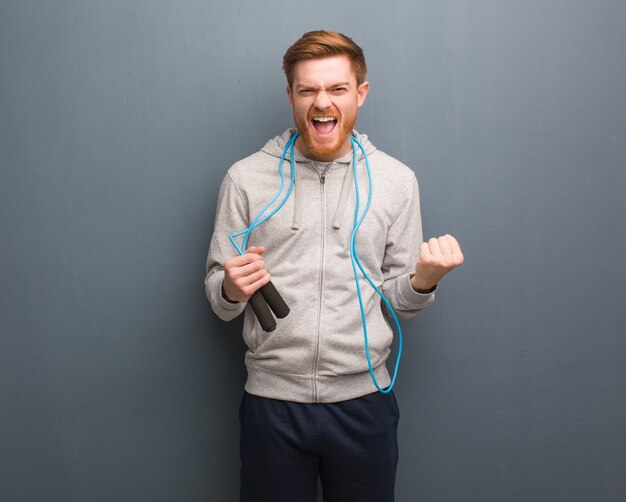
top-left (282, 30), bottom-right (367, 88)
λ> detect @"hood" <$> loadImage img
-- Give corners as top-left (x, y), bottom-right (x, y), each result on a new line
top-left (260, 129), bottom-right (377, 231)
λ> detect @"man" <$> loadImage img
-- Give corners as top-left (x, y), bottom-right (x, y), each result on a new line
top-left (205, 30), bottom-right (463, 502)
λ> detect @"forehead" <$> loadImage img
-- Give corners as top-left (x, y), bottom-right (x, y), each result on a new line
top-left (292, 55), bottom-right (356, 87)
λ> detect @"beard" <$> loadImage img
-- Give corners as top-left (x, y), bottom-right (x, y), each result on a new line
top-left (294, 108), bottom-right (357, 160)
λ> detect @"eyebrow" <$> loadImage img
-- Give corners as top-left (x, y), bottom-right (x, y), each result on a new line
top-left (296, 81), bottom-right (351, 90)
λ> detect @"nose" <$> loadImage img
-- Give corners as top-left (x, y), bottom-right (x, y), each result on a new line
top-left (313, 90), bottom-right (332, 111)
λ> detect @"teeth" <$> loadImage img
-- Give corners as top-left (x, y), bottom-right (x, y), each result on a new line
top-left (312, 117), bottom-right (337, 122)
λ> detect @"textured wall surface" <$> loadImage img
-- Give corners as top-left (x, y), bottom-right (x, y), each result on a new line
top-left (1, 1), bottom-right (625, 500)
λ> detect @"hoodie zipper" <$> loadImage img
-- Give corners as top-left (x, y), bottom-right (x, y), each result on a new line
top-left (312, 162), bottom-right (331, 402)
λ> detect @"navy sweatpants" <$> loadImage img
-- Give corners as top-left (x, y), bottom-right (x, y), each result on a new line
top-left (239, 390), bottom-right (399, 502)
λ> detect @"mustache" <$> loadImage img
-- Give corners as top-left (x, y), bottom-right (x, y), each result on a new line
top-left (307, 110), bottom-right (340, 120)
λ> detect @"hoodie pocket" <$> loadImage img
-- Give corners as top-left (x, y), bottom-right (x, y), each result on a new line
top-left (242, 308), bottom-right (262, 352)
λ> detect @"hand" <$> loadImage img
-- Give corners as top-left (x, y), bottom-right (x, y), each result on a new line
top-left (222, 246), bottom-right (272, 303)
top-left (411, 234), bottom-right (464, 293)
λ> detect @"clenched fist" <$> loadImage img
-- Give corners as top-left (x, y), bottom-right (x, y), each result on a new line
top-left (411, 234), bottom-right (464, 293)
top-left (222, 246), bottom-right (272, 303)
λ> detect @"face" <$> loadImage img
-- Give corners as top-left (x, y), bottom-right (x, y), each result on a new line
top-left (287, 55), bottom-right (369, 162)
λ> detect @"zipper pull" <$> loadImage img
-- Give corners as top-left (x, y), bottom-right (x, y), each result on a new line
top-left (319, 162), bottom-right (331, 184)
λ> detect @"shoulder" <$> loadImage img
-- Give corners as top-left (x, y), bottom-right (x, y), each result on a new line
top-left (228, 149), bottom-right (272, 176)
top-left (227, 129), bottom-right (293, 183)
top-left (226, 150), bottom-right (276, 187)
top-left (369, 149), bottom-right (420, 192)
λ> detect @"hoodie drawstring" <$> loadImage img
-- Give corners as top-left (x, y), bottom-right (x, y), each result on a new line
top-left (291, 157), bottom-right (355, 231)
top-left (332, 158), bottom-right (355, 229)
top-left (291, 161), bottom-right (303, 230)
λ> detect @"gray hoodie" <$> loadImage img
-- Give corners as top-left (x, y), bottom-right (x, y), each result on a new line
top-left (205, 129), bottom-right (435, 403)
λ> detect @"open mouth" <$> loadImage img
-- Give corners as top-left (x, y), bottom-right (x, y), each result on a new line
top-left (311, 116), bottom-right (338, 135)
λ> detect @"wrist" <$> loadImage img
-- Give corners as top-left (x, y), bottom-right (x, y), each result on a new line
top-left (221, 283), bottom-right (239, 304)
top-left (410, 274), bottom-right (437, 294)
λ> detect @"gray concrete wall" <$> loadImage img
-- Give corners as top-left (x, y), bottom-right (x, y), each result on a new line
top-left (1, 1), bottom-right (625, 500)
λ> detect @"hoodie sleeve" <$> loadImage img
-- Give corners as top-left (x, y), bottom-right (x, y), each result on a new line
top-left (379, 172), bottom-right (436, 320)
top-left (204, 172), bottom-right (248, 321)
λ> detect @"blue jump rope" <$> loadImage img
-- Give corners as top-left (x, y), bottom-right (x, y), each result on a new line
top-left (229, 131), bottom-right (403, 394)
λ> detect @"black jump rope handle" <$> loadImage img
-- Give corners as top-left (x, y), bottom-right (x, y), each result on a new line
top-left (248, 281), bottom-right (290, 332)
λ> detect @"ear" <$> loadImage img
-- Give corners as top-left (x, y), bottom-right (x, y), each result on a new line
top-left (357, 81), bottom-right (369, 108)
top-left (286, 84), bottom-right (294, 108)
